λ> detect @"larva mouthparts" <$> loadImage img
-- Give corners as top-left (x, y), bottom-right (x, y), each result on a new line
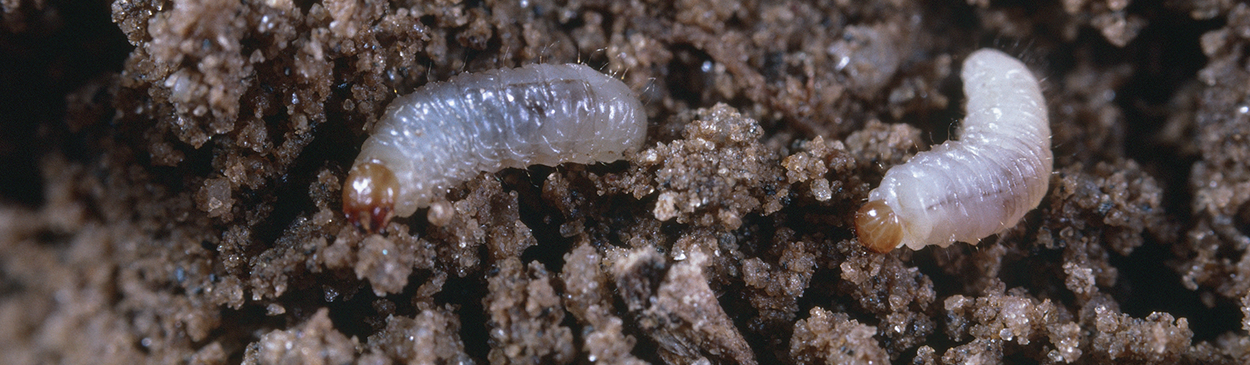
top-left (343, 63), bottom-right (647, 232)
top-left (855, 49), bottom-right (1053, 252)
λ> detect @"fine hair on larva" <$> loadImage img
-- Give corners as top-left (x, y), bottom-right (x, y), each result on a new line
top-left (342, 63), bottom-right (647, 232)
top-left (855, 48), bottom-right (1053, 253)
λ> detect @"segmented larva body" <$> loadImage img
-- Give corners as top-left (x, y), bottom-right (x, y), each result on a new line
top-left (855, 49), bottom-right (1052, 253)
top-left (343, 63), bottom-right (646, 231)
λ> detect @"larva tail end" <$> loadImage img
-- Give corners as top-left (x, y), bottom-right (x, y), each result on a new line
top-left (343, 162), bottom-right (398, 233)
top-left (855, 200), bottom-right (904, 253)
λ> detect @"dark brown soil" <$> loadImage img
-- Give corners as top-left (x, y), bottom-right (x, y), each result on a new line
top-left (3, 0), bottom-right (1249, 363)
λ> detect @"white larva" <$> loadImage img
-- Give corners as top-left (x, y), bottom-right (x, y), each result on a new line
top-left (343, 63), bottom-right (646, 231)
top-left (855, 49), bottom-right (1052, 252)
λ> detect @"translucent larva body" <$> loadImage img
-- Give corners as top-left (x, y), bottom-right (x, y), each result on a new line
top-left (856, 49), bottom-right (1052, 252)
top-left (344, 63), bottom-right (646, 231)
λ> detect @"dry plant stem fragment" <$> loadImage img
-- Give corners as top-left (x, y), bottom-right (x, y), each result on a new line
top-left (856, 49), bottom-right (1053, 252)
top-left (343, 63), bottom-right (647, 231)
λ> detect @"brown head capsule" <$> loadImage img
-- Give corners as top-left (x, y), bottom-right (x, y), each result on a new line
top-left (855, 200), bottom-right (904, 253)
top-left (343, 161), bottom-right (398, 233)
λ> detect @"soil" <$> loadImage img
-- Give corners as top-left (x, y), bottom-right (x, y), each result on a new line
top-left (2, 0), bottom-right (1250, 364)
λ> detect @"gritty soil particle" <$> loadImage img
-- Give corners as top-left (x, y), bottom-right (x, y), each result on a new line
top-left (789, 307), bottom-right (890, 365)
top-left (485, 258), bottom-right (576, 364)
top-left (5, 0), bottom-right (1250, 364)
top-left (613, 248), bottom-right (757, 365)
top-left (362, 306), bottom-right (473, 364)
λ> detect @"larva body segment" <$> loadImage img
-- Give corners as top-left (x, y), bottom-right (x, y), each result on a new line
top-left (344, 63), bottom-right (646, 231)
top-left (856, 49), bottom-right (1052, 252)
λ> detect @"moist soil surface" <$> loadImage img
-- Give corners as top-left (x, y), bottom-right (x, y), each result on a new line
top-left (3, 0), bottom-right (1250, 364)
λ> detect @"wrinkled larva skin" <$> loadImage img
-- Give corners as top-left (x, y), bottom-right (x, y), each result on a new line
top-left (347, 63), bottom-right (646, 226)
top-left (857, 49), bottom-right (1052, 252)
